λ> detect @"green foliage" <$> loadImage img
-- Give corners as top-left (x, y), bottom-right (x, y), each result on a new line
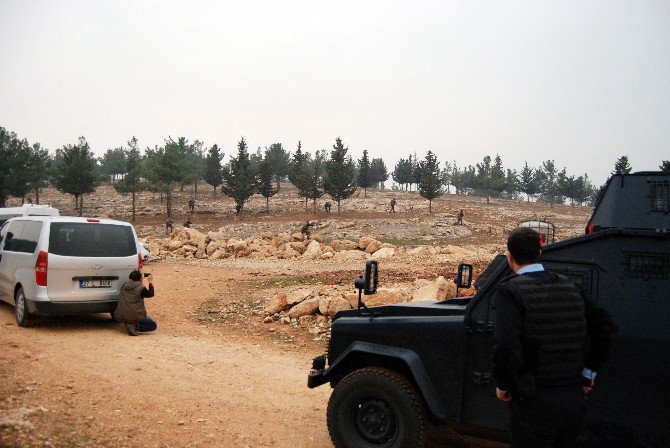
top-left (323, 137), bottom-right (357, 213)
top-left (114, 137), bottom-right (145, 221)
top-left (370, 158), bottom-right (389, 189)
top-left (518, 162), bottom-right (539, 201)
top-left (221, 137), bottom-right (257, 214)
top-left (256, 157), bottom-right (278, 211)
top-left (204, 144), bottom-right (224, 191)
top-left (613, 155), bottom-right (632, 175)
top-left (440, 160), bottom-right (453, 193)
top-left (660, 161), bottom-right (670, 172)
top-left (357, 149), bottom-right (373, 196)
top-left (302, 157), bottom-right (325, 213)
top-left (265, 143), bottom-right (291, 189)
top-left (52, 137), bottom-right (100, 216)
top-left (392, 157), bottom-right (414, 190)
top-left (27, 143), bottom-right (51, 204)
top-left (289, 141), bottom-right (310, 205)
top-left (144, 138), bottom-right (188, 217)
top-left (99, 147), bottom-right (127, 182)
top-left (504, 169), bottom-right (520, 200)
top-left (537, 160), bottom-right (562, 207)
top-left (417, 151), bottom-right (443, 213)
top-left (0, 128), bottom-right (27, 206)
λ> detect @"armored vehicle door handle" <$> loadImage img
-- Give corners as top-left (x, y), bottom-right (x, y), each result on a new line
top-left (471, 371), bottom-right (492, 385)
top-left (469, 320), bottom-right (494, 334)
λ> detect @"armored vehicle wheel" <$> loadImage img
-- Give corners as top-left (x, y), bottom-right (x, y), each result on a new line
top-left (327, 367), bottom-right (426, 448)
top-left (15, 287), bottom-right (31, 327)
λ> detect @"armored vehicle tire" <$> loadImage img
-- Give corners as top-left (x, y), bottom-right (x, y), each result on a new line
top-left (15, 287), bottom-right (31, 327)
top-left (327, 367), bottom-right (426, 448)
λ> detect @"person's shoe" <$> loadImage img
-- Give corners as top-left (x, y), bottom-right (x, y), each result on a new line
top-left (124, 323), bottom-right (139, 336)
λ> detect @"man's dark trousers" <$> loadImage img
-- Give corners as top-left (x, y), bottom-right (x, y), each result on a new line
top-left (509, 387), bottom-right (585, 448)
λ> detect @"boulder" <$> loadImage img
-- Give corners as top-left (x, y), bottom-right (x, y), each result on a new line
top-left (302, 240), bottom-right (322, 259)
top-left (183, 245), bottom-right (198, 253)
top-left (286, 288), bottom-right (313, 306)
top-left (318, 296), bottom-right (351, 317)
top-left (412, 276), bottom-right (456, 301)
top-left (264, 293), bottom-right (288, 314)
top-left (290, 242), bottom-right (307, 254)
top-left (287, 298), bottom-right (321, 318)
top-left (365, 240), bottom-right (383, 254)
top-left (273, 233), bottom-right (293, 246)
top-left (291, 232), bottom-right (305, 241)
top-left (334, 250), bottom-right (366, 261)
top-left (372, 247), bottom-right (395, 259)
top-left (209, 250), bottom-right (225, 260)
top-left (358, 236), bottom-right (377, 250)
top-left (321, 251), bottom-right (334, 259)
top-left (168, 240), bottom-right (184, 251)
top-left (206, 241), bottom-right (219, 256)
top-left (329, 239), bottom-right (358, 251)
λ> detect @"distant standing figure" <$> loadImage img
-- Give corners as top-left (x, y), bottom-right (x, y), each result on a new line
top-left (457, 209), bottom-right (464, 225)
top-left (390, 198), bottom-right (397, 213)
top-left (325, 201), bottom-right (332, 213)
top-left (165, 217), bottom-right (173, 235)
top-left (188, 198), bottom-right (195, 214)
top-left (301, 221), bottom-right (315, 240)
top-left (183, 218), bottom-right (192, 228)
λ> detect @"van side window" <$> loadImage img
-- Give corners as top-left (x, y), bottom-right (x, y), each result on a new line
top-left (650, 181), bottom-right (669, 213)
top-left (3, 221), bottom-right (42, 254)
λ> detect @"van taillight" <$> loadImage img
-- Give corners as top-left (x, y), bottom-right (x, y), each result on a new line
top-left (35, 251), bottom-right (48, 286)
top-left (138, 253), bottom-right (143, 270)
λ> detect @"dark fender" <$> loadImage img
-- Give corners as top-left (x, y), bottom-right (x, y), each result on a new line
top-left (308, 341), bottom-right (447, 420)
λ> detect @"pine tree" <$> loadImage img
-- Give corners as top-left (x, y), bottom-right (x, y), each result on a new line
top-left (27, 143), bottom-right (51, 204)
top-left (114, 137), bottom-right (145, 222)
top-left (660, 161), bottom-right (670, 172)
top-left (370, 158), bottom-right (389, 189)
top-left (265, 143), bottom-right (290, 190)
top-left (417, 151), bottom-right (443, 213)
top-left (539, 160), bottom-right (560, 207)
top-left (323, 137), bottom-right (357, 213)
top-left (613, 155), bottom-right (632, 175)
top-left (221, 137), bottom-right (257, 214)
top-left (357, 150), bottom-right (373, 197)
top-left (490, 154), bottom-right (506, 199)
top-left (53, 137), bottom-right (100, 216)
top-left (99, 148), bottom-right (127, 183)
top-left (441, 161), bottom-right (453, 193)
top-left (518, 162), bottom-right (539, 201)
top-left (256, 157), bottom-right (278, 212)
top-left (289, 141), bottom-right (310, 208)
top-left (504, 169), bottom-right (520, 199)
top-left (204, 144), bottom-right (224, 192)
top-left (144, 138), bottom-right (188, 217)
top-left (302, 157), bottom-right (325, 214)
top-left (476, 155), bottom-right (494, 204)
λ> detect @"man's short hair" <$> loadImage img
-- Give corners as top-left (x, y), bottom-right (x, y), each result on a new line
top-left (507, 227), bottom-right (541, 265)
top-left (129, 270), bottom-right (142, 281)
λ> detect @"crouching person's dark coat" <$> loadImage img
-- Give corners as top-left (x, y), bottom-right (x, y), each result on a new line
top-left (114, 280), bottom-right (148, 324)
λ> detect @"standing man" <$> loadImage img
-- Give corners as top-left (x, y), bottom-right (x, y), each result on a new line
top-left (324, 201), bottom-right (332, 213)
top-left (114, 270), bottom-right (157, 336)
top-left (493, 228), bottom-right (617, 448)
top-left (390, 198), bottom-right (396, 213)
top-left (165, 217), bottom-right (173, 235)
top-left (188, 197), bottom-right (195, 214)
top-left (457, 209), bottom-right (464, 225)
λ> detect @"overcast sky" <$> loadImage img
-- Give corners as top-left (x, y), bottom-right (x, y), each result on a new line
top-left (1, 0), bottom-right (668, 185)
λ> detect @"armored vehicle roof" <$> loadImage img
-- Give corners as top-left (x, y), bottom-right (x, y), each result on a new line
top-left (587, 171), bottom-right (669, 232)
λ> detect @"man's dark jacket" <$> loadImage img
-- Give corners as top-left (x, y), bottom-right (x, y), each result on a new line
top-left (114, 280), bottom-right (153, 324)
top-left (493, 270), bottom-right (617, 396)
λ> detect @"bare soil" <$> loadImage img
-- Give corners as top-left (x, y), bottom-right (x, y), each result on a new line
top-left (0, 186), bottom-right (591, 447)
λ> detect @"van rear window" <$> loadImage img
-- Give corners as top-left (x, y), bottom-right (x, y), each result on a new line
top-left (49, 223), bottom-right (136, 257)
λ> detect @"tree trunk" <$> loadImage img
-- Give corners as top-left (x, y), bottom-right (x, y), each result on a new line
top-left (167, 189), bottom-right (172, 217)
top-left (337, 200), bottom-right (341, 214)
top-left (180, 182), bottom-right (184, 192)
top-left (429, 199), bottom-right (432, 214)
top-left (35, 188), bottom-right (40, 205)
top-left (266, 196), bottom-right (270, 213)
top-left (131, 190), bottom-right (136, 222)
top-left (364, 188), bottom-right (367, 198)
top-left (305, 198), bottom-right (308, 212)
top-left (313, 198), bottom-right (317, 214)
top-left (276, 176), bottom-right (281, 191)
top-left (79, 195), bottom-right (84, 217)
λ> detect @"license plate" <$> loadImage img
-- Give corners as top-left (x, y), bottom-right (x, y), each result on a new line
top-left (79, 280), bottom-right (112, 288)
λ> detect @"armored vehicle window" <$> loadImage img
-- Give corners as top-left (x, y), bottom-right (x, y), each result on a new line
top-left (650, 181), bottom-right (669, 212)
top-left (625, 253), bottom-right (666, 280)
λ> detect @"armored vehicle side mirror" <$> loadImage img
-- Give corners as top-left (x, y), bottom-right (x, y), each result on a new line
top-left (364, 260), bottom-right (378, 295)
top-left (455, 263), bottom-right (473, 289)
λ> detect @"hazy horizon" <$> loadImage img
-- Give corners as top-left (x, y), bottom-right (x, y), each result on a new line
top-left (2, 0), bottom-right (668, 186)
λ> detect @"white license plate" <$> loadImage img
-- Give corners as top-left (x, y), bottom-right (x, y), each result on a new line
top-left (79, 280), bottom-right (112, 288)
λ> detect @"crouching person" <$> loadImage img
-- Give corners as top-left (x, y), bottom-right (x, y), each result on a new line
top-left (114, 270), bottom-right (157, 336)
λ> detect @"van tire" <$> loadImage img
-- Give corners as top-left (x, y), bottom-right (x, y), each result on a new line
top-left (15, 287), bottom-right (31, 327)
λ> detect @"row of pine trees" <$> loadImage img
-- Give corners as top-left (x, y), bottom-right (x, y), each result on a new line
top-left (2, 127), bottom-right (668, 219)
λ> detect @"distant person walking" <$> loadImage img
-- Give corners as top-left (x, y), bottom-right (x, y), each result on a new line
top-left (114, 270), bottom-right (157, 336)
top-left (301, 221), bottom-right (315, 240)
top-left (165, 217), bottom-right (173, 235)
top-left (457, 209), bottom-right (464, 225)
top-left (188, 197), bottom-right (195, 214)
top-left (390, 198), bottom-right (397, 213)
top-left (324, 201), bottom-right (332, 213)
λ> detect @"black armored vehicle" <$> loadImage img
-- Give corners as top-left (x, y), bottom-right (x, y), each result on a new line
top-left (308, 171), bottom-right (670, 448)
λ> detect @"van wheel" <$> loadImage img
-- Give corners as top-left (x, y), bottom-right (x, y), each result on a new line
top-left (15, 287), bottom-right (31, 327)
top-left (327, 367), bottom-right (426, 448)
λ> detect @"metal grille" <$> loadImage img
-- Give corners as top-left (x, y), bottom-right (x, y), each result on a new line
top-left (624, 252), bottom-right (666, 280)
top-left (650, 181), bottom-right (669, 212)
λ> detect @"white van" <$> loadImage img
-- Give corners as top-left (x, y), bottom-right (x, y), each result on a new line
top-left (0, 204), bottom-right (60, 229)
top-left (0, 216), bottom-right (143, 326)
